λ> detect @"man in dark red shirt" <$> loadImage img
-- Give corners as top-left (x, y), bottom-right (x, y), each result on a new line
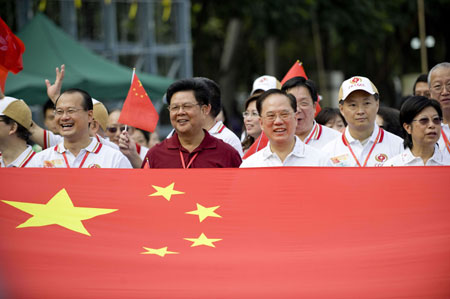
top-left (120, 78), bottom-right (241, 168)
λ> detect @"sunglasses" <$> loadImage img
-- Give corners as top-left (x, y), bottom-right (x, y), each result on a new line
top-left (412, 116), bottom-right (441, 126)
top-left (106, 126), bottom-right (129, 133)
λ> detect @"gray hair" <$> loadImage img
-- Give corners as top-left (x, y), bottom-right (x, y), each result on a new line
top-left (428, 62), bottom-right (450, 86)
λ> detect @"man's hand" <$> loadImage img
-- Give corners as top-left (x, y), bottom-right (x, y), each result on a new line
top-left (45, 64), bottom-right (65, 103)
top-left (119, 130), bottom-right (143, 168)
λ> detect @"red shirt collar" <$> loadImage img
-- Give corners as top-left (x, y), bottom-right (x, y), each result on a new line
top-left (167, 129), bottom-right (217, 152)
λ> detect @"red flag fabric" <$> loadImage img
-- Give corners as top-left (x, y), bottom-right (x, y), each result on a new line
top-left (0, 17), bottom-right (25, 92)
top-left (1, 167), bottom-right (450, 298)
top-left (281, 60), bottom-right (322, 116)
top-left (118, 73), bottom-right (159, 132)
top-left (242, 132), bottom-right (268, 159)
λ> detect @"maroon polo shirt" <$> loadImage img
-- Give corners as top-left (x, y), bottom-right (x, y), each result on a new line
top-left (142, 130), bottom-right (242, 168)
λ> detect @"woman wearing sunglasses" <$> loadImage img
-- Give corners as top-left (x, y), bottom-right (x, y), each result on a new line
top-left (384, 96), bottom-right (450, 166)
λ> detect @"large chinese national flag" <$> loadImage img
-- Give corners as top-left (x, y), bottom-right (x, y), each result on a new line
top-left (1, 167), bottom-right (450, 298)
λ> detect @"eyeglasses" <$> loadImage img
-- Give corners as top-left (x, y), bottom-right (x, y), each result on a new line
top-left (167, 103), bottom-right (201, 112)
top-left (261, 111), bottom-right (294, 122)
top-left (106, 126), bottom-right (129, 133)
top-left (243, 111), bottom-right (259, 118)
top-left (412, 116), bottom-right (441, 126)
top-left (54, 107), bottom-right (84, 116)
top-left (431, 82), bottom-right (450, 93)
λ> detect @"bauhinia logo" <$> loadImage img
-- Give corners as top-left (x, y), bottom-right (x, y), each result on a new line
top-left (350, 77), bottom-right (361, 84)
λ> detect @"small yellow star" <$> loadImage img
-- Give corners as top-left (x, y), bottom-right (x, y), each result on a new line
top-left (149, 183), bottom-right (184, 201)
top-left (141, 246), bottom-right (179, 257)
top-left (2, 188), bottom-right (117, 236)
top-left (186, 203), bottom-right (222, 222)
top-left (184, 233), bottom-right (222, 248)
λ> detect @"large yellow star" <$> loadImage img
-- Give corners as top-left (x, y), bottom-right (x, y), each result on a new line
top-left (184, 233), bottom-right (222, 248)
top-left (2, 188), bottom-right (117, 236)
top-left (141, 246), bottom-right (179, 257)
top-left (186, 203), bottom-right (222, 222)
top-left (149, 183), bottom-right (184, 201)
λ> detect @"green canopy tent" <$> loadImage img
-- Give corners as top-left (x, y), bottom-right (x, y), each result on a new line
top-left (5, 13), bottom-right (173, 105)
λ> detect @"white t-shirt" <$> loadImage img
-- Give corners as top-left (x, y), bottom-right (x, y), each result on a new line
top-left (0, 145), bottom-right (36, 168)
top-left (322, 124), bottom-right (404, 167)
top-left (303, 121), bottom-right (340, 149)
top-left (438, 123), bottom-right (450, 155)
top-left (167, 121), bottom-right (244, 156)
top-left (383, 145), bottom-right (450, 166)
top-left (240, 136), bottom-right (327, 167)
top-left (43, 130), bottom-right (119, 150)
top-left (28, 138), bottom-right (132, 168)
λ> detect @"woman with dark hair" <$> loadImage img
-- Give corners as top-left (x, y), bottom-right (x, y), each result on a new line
top-left (241, 93), bottom-right (262, 153)
top-left (384, 96), bottom-right (449, 166)
top-left (315, 107), bottom-right (346, 133)
top-left (376, 106), bottom-right (404, 138)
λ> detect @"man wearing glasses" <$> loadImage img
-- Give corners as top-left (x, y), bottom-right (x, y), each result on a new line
top-left (240, 89), bottom-right (326, 167)
top-left (322, 76), bottom-right (403, 167)
top-left (28, 89), bottom-right (131, 168)
top-left (128, 78), bottom-right (241, 168)
top-left (428, 62), bottom-right (450, 156)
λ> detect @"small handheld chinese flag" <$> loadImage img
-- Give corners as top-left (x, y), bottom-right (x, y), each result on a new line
top-left (281, 60), bottom-right (321, 116)
top-left (0, 17), bottom-right (25, 93)
top-left (119, 72), bottom-right (159, 132)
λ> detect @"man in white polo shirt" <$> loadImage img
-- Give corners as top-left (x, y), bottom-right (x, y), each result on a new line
top-left (0, 96), bottom-right (36, 167)
top-left (281, 76), bottom-right (340, 149)
top-left (428, 62), bottom-right (450, 155)
top-left (240, 89), bottom-right (326, 167)
top-left (28, 89), bottom-right (131, 168)
top-left (322, 76), bottom-right (403, 167)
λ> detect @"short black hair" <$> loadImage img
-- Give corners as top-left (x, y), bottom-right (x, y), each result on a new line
top-left (256, 89), bottom-right (297, 115)
top-left (400, 96), bottom-right (442, 149)
top-left (315, 107), bottom-right (347, 127)
top-left (166, 78), bottom-right (210, 107)
top-left (42, 99), bottom-right (54, 115)
top-left (194, 77), bottom-right (221, 117)
top-left (0, 115), bottom-right (31, 141)
top-left (281, 76), bottom-right (318, 104)
top-left (377, 106), bottom-right (403, 138)
top-left (413, 74), bottom-right (428, 95)
top-left (55, 88), bottom-right (93, 111)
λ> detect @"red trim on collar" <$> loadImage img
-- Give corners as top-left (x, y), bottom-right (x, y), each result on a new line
top-left (21, 152), bottom-right (36, 167)
top-left (136, 143), bottom-right (141, 154)
top-left (317, 124), bottom-right (323, 140)
top-left (93, 142), bottom-right (103, 154)
top-left (218, 123), bottom-right (225, 133)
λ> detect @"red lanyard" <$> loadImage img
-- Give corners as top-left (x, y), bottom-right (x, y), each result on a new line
top-left (343, 128), bottom-right (383, 167)
top-left (442, 128), bottom-right (450, 154)
top-left (62, 151), bottom-right (90, 168)
top-left (179, 151), bottom-right (199, 169)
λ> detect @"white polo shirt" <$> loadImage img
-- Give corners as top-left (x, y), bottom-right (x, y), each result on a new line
top-left (303, 121), bottom-right (340, 149)
top-left (322, 124), bottom-right (404, 167)
top-left (383, 145), bottom-right (450, 166)
top-left (28, 138), bottom-right (132, 168)
top-left (43, 130), bottom-right (120, 151)
top-left (240, 136), bottom-right (326, 167)
top-left (0, 145), bottom-right (36, 168)
top-left (438, 123), bottom-right (450, 155)
top-left (167, 121), bottom-right (244, 156)
top-left (209, 121), bottom-right (243, 156)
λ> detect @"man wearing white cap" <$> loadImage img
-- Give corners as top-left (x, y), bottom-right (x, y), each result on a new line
top-left (28, 88), bottom-right (131, 168)
top-left (0, 96), bottom-right (36, 167)
top-left (251, 75), bottom-right (281, 96)
top-left (322, 76), bottom-right (403, 167)
top-left (428, 62), bottom-right (450, 156)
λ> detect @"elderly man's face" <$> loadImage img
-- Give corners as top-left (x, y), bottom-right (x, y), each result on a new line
top-left (429, 67), bottom-right (450, 112)
top-left (259, 94), bottom-right (297, 146)
top-left (286, 86), bottom-right (316, 137)
top-left (168, 90), bottom-right (208, 136)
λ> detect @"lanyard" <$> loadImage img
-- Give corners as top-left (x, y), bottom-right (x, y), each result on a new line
top-left (343, 128), bottom-right (382, 167)
top-left (62, 151), bottom-right (90, 168)
top-left (179, 151), bottom-right (199, 169)
top-left (441, 128), bottom-right (450, 154)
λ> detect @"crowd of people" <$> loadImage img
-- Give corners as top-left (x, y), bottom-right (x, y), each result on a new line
top-left (1, 62), bottom-right (449, 168)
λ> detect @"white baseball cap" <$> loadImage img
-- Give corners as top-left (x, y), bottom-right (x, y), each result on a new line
top-left (338, 76), bottom-right (379, 103)
top-left (251, 75), bottom-right (281, 95)
top-left (0, 96), bottom-right (32, 130)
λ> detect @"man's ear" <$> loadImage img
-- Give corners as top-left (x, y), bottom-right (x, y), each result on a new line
top-left (9, 122), bottom-right (18, 136)
top-left (203, 104), bottom-right (212, 115)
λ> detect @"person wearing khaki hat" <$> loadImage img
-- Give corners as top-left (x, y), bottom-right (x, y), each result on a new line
top-left (322, 76), bottom-right (403, 167)
top-left (0, 96), bottom-right (36, 167)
